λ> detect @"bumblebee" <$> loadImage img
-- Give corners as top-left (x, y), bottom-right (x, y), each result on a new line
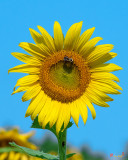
top-left (63, 56), bottom-right (73, 73)
top-left (64, 56), bottom-right (73, 63)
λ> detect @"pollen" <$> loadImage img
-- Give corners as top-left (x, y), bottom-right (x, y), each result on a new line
top-left (39, 50), bottom-right (91, 103)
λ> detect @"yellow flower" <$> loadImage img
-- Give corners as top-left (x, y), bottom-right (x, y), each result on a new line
top-left (0, 128), bottom-right (42, 160)
top-left (9, 21), bottom-right (122, 133)
top-left (0, 128), bottom-right (37, 149)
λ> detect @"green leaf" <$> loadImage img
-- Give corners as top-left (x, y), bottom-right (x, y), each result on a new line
top-left (31, 116), bottom-right (73, 137)
top-left (0, 146), bottom-right (76, 160)
top-left (9, 142), bottom-right (59, 160)
top-left (0, 147), bottom-right (23, 153)
top-left (66, 153), bottom-right (76, 159)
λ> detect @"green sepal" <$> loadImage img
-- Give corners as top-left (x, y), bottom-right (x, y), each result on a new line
top-left (31, 116), bottom-right (73, 137)
top-left (65, 121), bottom-right (74, 129)
top-left (9, 142), bottom-right (59, 160)
top-left (31, 116), bottom-right (57, 137)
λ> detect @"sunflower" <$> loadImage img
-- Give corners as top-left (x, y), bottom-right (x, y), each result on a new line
top-left (0, 128), bottom-right (42, 160)
top-left (0, 128), bottom-right (37, 149)
top-left (9, 21), bottom-right (122, 133)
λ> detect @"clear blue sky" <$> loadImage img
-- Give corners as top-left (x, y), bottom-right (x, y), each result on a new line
top-left (0, 0), bottom-right (128, 157)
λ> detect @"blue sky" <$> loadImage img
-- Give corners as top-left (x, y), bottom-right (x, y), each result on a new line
top-left (0, 0), bottom-right (128, 157)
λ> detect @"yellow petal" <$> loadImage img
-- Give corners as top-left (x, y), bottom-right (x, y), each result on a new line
top-left (43, 101), bottom-right (59, 128)
top-left (79, 37), bottom-right (103, 57)
top-left (63, 104), bottom-right (71, 130)
top-left (41, 103), bottom-right (54, 128)
top-left (82, 95), bottom-right (96, 119)
top-left (70, 101), bottom-right (80, 126)
top-left (37, 25), bottom-right (55, 52)
top-left (0, 153), bottom-right (8, 160)
top-left (94, 79), bottom-right (122, 91)
top-left (14, 75), bottom-right (39, 88)
top-left (56, 106), bottom-right (64, 134)
top-left (29, 28), bottom-right (46, 45)
top-left (86, 88), bottom-right (109, 107)
top-left (90, 80), bottom-right (121, 94)
top-left (56, 103), bottom-right (70, 133)
top-left (75, 99), bottom-right (88, 124)
top-left (11, 52), bottom-right (41, 65)
top-left (91, 72), bottom-right (119, 82)
top-left (31, 91), bottom-right (47, 120)
top-left (75, 27), bottom-right (95, 51)
top-left (28, 29), bottom-right (51, 56)
top-left (21, 155), bottom-right (28, 160)
top-left (8, 152), bottom-right (15, 160)
top-left (22, 84), bottom-right (41, 102)
top-left (64, 21), bottom-right (83, 50)
top-left (14, 153), bottom-right (21, 160)
top-left (8, 64), bottom-right (40, 74)
top-left (90, 63), bottom-right (122, 72)
top-left (12, 86), bottom-right (28, 95)
top-left (87, 85), bottom-right (113, 102)
top-left (89, 52), bottom-right (117, 67)
top-left (25, 90), bottom-right (45, 117)
top-left (8, 128), bottom-right (18, 134)
top-left (38, 97), bottom-right (52, 126)
top-left (19, 42), bottom-right (46, 60)
top-left (49, 101), bottom-right (61, 128)
top-left (21, 131), bottom-right (35, 139)
top-left (54, 21), bottom-right (64, 51)
top-left (41, 99), bottom-right (54, 128)
top-left (87, 44), bottom-right (114, 63)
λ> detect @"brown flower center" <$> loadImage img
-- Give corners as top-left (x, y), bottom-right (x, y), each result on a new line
top-left (39, 50), bottom-right (91, 103)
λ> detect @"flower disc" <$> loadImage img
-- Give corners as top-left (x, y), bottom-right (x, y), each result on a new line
top-left (39, 50), bottom-right (90, 103)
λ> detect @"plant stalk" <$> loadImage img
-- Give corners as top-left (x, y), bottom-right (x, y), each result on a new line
top-left (58, 129), bottom-right (67, 160)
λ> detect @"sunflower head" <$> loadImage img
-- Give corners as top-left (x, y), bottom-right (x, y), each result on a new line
top-left (9, 21), bottom-right (122, 133)
top-left (0, 128), bottom-right (43, 160)
top-left (0, 128), bottom-right (37, 149)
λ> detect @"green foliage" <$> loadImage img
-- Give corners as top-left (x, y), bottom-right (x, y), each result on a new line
top-left (9, 142), bottom-right (59, 160)
top-left (31, 117), bottom-right (57, 137)
top-left (66, 153), bottom-right (76, 159)
top-left (9, 142), bottom-right (75, 160)
top-left (0, 147), bottom-right (23, 153)
top-left (31, 116), bottom-right (73, 137)
top-left (3, 117), bottom-right (75, 160)
top-left (31, 117), bottom-right (75, 159)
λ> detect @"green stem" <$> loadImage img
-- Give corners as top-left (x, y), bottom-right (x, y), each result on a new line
top-left (58, 129), bottom-right (67, 160)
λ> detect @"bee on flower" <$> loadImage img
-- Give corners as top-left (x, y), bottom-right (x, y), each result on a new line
top-left (9, 21), bottom-right (122, 134)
